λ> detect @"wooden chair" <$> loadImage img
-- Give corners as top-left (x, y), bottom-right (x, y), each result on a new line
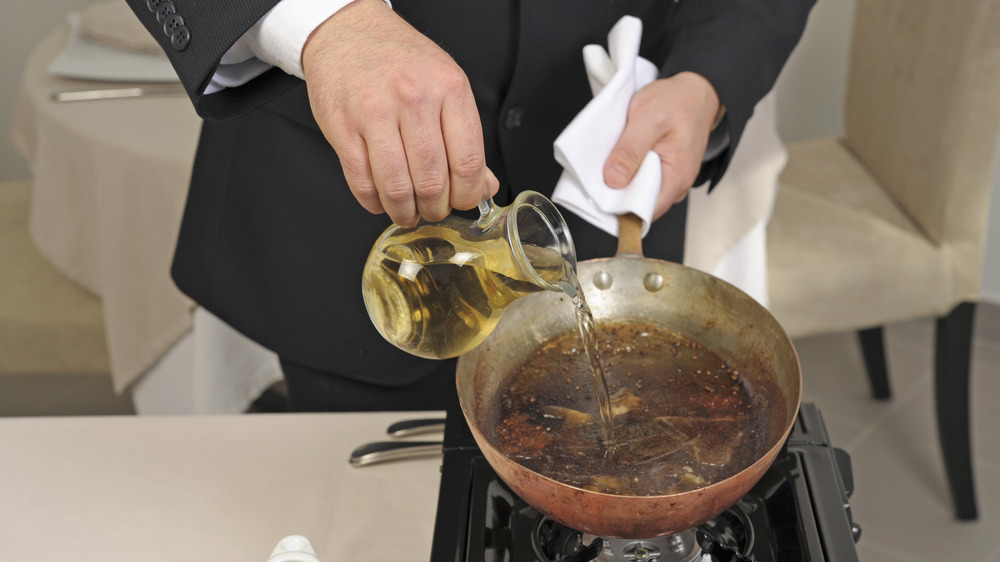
top-left (767, 0), bottom-right (1000, 520)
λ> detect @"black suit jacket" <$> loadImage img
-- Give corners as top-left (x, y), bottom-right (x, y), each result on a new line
top-left (127, 0), bottom-right (813, 385)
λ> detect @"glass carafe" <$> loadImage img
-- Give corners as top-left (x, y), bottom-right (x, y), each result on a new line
top-left (362, 191), bottom-right (577, 359)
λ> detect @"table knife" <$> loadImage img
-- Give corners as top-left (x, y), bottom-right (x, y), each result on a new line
top-left (51, 85), bottom-right (186, 102)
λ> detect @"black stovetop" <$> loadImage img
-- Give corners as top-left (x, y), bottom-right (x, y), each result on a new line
top-left (429, 402), bottom-right (861, 562)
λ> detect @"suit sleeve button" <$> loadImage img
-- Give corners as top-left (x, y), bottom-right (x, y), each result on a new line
top-left (146, 0), bottom-right (161, 11)
top-left (163, 14), bottom-right (185, 35)
top-left (170, 25), bottom-right (191, 51)
top-left (155, 1), bottom-right (176, 23)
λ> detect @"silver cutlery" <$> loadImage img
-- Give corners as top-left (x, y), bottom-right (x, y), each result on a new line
top-left (51, 85), bottom-right (186, 102)
top-left (386, 417), bottom-right (446, 437)
top-left (350, 417), bottom-right (447, 467)
top-left (349, 440), bottom-right (443, 467)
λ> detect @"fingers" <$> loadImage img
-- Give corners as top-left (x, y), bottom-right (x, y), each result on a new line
top-left (484, 167), bottom-right (500, 199)
top-left (441, 82), bottom-right (489, 211)
top-left (367, 128), bottom-right (420, 226)
top-left (336, 136), bottom-right (384, 216)
top-left (335, 89), bottom-right (486, 227)
top-left (302, 2), bottom-right (490, 225)
top-left (604, 73), bottom-right (721, 221)
top-left (380, 72), bottom-right (485, 224)
top-left (399, 99), bottom-right (450, 223)
top-left (652, 150), bottom-right (697, 221)
top-left (350, 82), bottom-right (486, 226)
top-left (604, 121), bottom-right (657, 189)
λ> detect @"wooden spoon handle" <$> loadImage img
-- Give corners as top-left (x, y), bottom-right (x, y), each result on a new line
top-left (616, 213), bottom-right (645, 257)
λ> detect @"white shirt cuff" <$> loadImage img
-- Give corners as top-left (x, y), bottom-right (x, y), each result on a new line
top-left (206, 0), bottom-right (389, 95)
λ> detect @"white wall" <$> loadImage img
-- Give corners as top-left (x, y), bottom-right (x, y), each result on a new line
top-left (2, 0), bottom-right (998, 302)
top-left (774, 0), bottom-right (857, 142)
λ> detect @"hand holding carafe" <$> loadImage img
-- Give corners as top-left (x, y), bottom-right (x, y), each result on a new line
top-left (361, 191), bottom-right (577, 359)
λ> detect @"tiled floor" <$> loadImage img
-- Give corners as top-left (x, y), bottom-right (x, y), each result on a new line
top-left (794, 302), bottom-right (1000, 561)
top-left (1, 303), bottom-right (998, 560)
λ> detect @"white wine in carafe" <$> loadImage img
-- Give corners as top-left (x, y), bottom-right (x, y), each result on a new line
top-left (362, 225), bottom-right (573, 359)
top-left (361, 190), bottom-right (616, 449)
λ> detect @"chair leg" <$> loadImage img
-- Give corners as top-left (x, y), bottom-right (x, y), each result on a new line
top-left (934, 302), bottom-right (978, 520)
top-left (858, 327), bottom-right (891, 400)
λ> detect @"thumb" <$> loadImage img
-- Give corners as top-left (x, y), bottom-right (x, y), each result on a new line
top-left (604, 140), bottom-right (645, 189)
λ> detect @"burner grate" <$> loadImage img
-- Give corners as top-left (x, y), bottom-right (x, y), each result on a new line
top-left (530, 508), bottom-right (761, 562)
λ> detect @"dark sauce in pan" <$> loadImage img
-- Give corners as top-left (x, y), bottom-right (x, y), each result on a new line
top-left (491, 321), bottom-right (777, 496)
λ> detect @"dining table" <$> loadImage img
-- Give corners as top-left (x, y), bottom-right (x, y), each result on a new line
top-left (11, 16), bottom-right (282, 414)
top-left (0, 411), bottom-right (443, 561)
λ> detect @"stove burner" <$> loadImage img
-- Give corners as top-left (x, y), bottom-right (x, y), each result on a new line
top-left (530, 505), bottom-right (759, 562)
top-left (531, 516), bottom-right (584, 561)
top-left (699, 501), bottom-right (760, 561)
top-left (580, 529), bottom-right (701, 562)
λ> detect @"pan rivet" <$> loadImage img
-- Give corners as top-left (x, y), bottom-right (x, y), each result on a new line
top-left (643, 272), bottom-right (665, 292)
top-left (592, 271), bottom-right (614, 290)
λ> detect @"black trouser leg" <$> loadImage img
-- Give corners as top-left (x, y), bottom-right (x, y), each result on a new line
top-left (279, 356), bottom-right (460, 412)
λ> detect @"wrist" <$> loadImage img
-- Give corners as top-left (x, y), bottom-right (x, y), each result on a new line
top-left (302, 0), bottom-right (392, 78)
top-left (673, 71), bottom-right (723, 128)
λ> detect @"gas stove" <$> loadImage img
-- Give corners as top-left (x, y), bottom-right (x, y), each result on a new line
top-left (429, 402), bottom-right (861, 562)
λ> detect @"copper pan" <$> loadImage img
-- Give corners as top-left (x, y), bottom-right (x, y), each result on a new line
top-left (455, 213), bottom-right (802, 539)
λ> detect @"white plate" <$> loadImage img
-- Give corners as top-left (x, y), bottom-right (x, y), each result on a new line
top-left (48, 12), bottom-right (180, 83)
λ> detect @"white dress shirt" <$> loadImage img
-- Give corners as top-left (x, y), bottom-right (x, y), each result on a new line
top-left (205, 0), bottom-right (384, 94)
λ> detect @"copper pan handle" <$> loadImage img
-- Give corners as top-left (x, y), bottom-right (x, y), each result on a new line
top-left (616, 213), bottom-right (645, 257)
top-left (386, 417), bottom-right (445, 437)
top-left (349, 440), bottom-right (442, 467)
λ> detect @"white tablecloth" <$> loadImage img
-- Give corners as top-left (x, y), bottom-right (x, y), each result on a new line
top-left (0, 411), bottom-right (444, 561)
top-left (11, 22), bottom-right (281, 413)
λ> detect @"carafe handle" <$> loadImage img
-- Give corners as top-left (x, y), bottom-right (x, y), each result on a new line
top-left (477, 193), bottom-right (501, 228)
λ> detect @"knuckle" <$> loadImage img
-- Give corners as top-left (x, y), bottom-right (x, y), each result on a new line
top-left (441, 69), bottom-right (471, 96)
top-left (450, 151), bottom-right (485, 181)
top-left (393, 213), bottom-right (419, 228)
top-left (349, 182), bottom-right (383, 214)
top-left (646, 111), bottom-right (671, 132)
top-left (338, 152), bottom-right (368, 177)
top-left (395, 79), bottom-right (428, 109)
top-left (412, 173), bottom-right (447, 200)
top-left (380, 179), bottom-right (416, 205)
top-left (451, 194), bottom-right (480, 211)
top-left (398, 65), bottom-right (468, 110)
top-left (352, 179), bottom-right (378, 200)
top-left (420, 205), bottom-right (450, 223)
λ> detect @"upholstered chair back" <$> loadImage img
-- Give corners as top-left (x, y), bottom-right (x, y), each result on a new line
top-left (844, 0), bottom-right (1000, 301)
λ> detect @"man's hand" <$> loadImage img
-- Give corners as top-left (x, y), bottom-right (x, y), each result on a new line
top-left (301, 0), bottom-right (499, 226)
top-left (603, 71), bottom-right (723, 221)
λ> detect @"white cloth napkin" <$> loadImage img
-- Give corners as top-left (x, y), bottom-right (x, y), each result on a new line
top-left (552, 16), bottom-right (661, 237)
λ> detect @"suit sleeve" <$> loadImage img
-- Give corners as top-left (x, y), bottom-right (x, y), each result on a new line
top-left (657, 0), bottom-right (815, 188)
top-left (126, 0), bottom-right (302, 120)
